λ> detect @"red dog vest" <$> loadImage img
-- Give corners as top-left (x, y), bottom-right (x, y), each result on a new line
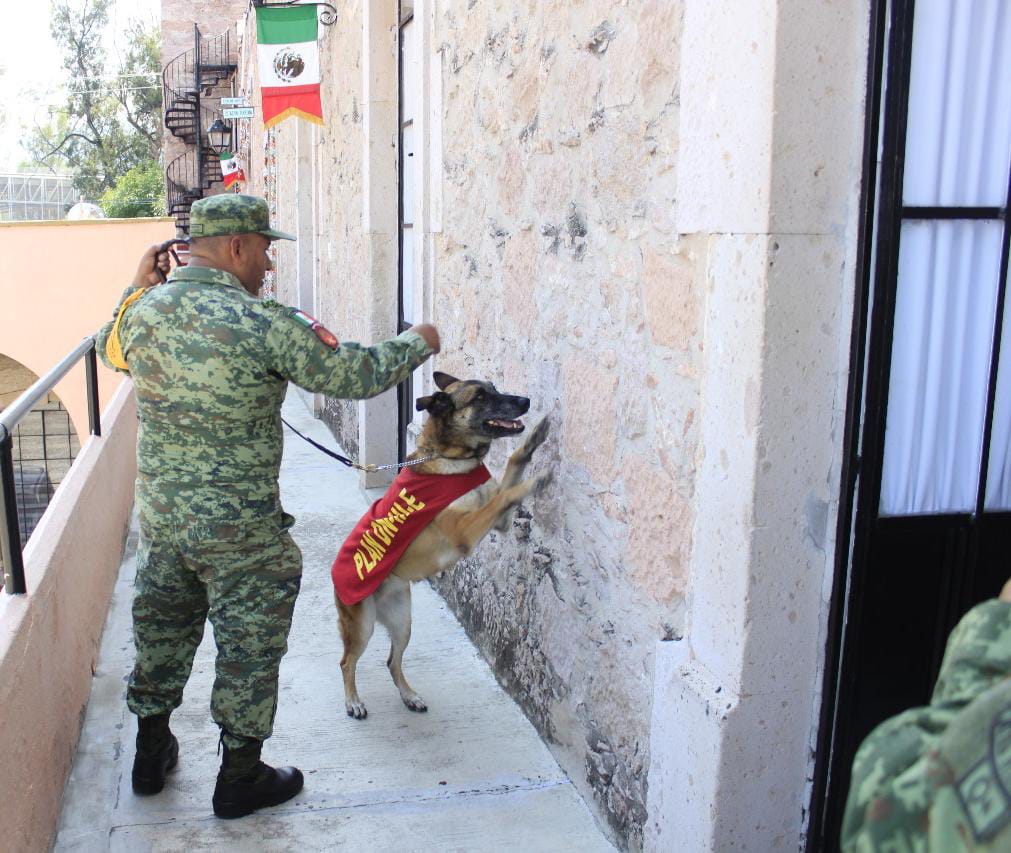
top-left (331, 465), bottom-right (491, 605)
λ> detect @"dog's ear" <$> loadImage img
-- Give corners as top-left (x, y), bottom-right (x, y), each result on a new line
top-left (416, 391), bottom-right (454, 415)
top-left (432, 371), bottom-right (460, 390)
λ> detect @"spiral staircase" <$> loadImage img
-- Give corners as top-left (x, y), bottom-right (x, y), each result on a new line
top-left (162, 26), bottom-right (237, 234)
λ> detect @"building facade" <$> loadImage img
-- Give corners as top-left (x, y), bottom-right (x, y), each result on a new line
top-left (160, 1), bottom-right (1011, 849)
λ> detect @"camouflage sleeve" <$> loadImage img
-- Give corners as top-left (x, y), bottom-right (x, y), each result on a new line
top-left (931, 599), bottom-right (1011, 706)
top-left (96, 285), bottom-right (143, 373)
top-left (265, 311), bottom-right (433, 399)
top-left (841, 600), bottom-right (1011, 851)
top-left (840, 705), bottom-right (956, 851)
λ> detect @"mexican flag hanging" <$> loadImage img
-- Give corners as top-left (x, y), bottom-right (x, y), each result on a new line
top-left (219, 152), bottom-right (246, 188)
top-left (256, 4), bottom-right (324, 128)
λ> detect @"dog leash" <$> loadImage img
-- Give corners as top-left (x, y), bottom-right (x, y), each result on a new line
top-left (280, 416), bottom-right (436, 473)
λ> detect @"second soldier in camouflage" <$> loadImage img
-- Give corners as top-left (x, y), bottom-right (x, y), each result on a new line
top-left (842, 589), bottom-right (1011, 851)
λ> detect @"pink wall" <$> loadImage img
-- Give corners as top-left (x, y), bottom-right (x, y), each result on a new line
top-left (0, 381), bottom-right (138, 853)
top-left (0, 218), bottom-right (174, 437)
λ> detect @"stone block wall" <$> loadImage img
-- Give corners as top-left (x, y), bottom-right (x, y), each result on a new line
top-left (234, 1), bottom-right (697, 846)
top-left (427, 3), bottom-right (691, 846)
top-left (161, 0), bottom-right (247, 68)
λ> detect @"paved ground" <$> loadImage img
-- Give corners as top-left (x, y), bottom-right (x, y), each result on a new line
top-left (54, 392), bottom-right (614, 853)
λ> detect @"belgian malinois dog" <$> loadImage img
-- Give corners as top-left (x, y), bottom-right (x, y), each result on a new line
top-left (336, 371), bottom-right (552, 719)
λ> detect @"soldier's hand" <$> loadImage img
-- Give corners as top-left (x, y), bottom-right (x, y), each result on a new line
top-left (1000, 577), bottom-right (1011, 603)
top-left (409, 323), bottom-right (441, 354)
top-left (132, 243), bottom-right (172, 287)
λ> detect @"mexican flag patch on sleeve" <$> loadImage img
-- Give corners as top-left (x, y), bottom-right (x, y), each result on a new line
top-left (290, 309), bottom-right (339, 350)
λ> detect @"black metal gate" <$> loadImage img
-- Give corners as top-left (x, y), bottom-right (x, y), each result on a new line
top-left (811, 0), bottom-right (1011, 848)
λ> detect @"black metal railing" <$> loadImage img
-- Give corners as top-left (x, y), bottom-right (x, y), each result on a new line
top-left (166, 138), bottom-right (224, 232)
top-left (162, 28), bottom-right (235, 135)
top-left (163, 49), bottom-right (200, 146)
top-left (162, 25), bottom-right (236, 234)
top-left (199, 28), bottom-right (235, 85)
top-left (6, 402), bottom-right (80, 542)
top-left (0, 338), bottom-right (101, 595)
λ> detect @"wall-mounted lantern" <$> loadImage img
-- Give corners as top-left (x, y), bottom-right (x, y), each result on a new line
top-left (206, 118), bottom-right (233, 155)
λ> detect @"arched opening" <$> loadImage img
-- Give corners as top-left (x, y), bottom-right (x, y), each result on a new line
top-left (0, 353), bottom-right (81, 544)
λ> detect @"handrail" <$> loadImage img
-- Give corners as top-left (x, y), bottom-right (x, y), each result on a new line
top-left (166, 140), bottom-right (224, 233)
top-left (0, 336), bottom-right (101, 595)
top-left (161, 28), bottom-right (234, 116)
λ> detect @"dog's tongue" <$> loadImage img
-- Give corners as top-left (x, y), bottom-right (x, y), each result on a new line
top-left (487, 419), bottom-right (523, 431)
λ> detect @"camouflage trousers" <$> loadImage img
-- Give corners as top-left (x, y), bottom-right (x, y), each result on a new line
top-left (128, 484), bottom-right (302, 750)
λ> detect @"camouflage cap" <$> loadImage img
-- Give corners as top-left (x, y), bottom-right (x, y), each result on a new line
top-left (188, 194), bottom-right (295, 241)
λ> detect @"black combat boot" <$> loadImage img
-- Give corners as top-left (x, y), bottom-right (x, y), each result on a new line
top-left (212, 738), bottom-right (304, 819)
top-left (132, 713), bottom-right (179, 795)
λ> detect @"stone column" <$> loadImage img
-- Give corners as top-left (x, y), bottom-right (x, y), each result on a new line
top-left (293, 120), bottom-right (319, 415)
top-left (645, 2), bottom-right (870, 849)
top-left (358, 0), bottom-right (401, 487)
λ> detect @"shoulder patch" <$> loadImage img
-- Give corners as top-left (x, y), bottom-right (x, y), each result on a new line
top-left (314, 325), bottom-right (340, 349)
top-left (955, 702), bottom-right (1011, 841)
top-left (289, 308), bottom-right (315, 328)
top-left (289, 309), bottom-right (340, 350)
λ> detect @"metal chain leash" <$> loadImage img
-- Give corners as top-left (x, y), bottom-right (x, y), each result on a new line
top-left (281, 417), bottom-right (436, 473)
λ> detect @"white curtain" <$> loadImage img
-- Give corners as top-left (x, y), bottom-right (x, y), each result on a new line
top-left (903, 0), bottom-right (1011, 207)
top-left (880, 221), bottom-right (1004, 515)
top-left (879, 0), bottom-right (1011, 516)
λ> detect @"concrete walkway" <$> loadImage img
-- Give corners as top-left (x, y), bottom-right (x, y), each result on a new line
top-left (54, 392), bottom-right (614, 852)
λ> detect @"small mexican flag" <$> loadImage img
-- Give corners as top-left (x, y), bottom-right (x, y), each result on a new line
top-left (219, 152), bottom-right (246, 188)
top-left (256, 4), bottom-right (324, 128)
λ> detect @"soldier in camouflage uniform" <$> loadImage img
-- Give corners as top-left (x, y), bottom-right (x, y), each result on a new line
top-left (97, 194), bottom-right (440, 818)
top-left (842, 580), bottom-right (1011, 851)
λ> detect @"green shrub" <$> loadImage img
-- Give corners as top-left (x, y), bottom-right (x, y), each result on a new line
top-left (100, 160), bottom-right (166, 218)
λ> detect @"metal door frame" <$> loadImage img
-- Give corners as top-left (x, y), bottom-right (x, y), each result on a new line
top-left (809, 0), bottom-right (1011, 846)
top-left (396, 0), bottom-right (415, 461)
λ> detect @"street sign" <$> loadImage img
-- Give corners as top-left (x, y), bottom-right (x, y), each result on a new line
top-left (221, 97), bottom-right (250, 106)
top-left (223, 107), bottom-right (256, 119)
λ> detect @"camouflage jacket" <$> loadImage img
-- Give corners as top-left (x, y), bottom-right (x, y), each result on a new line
top-left (842, 599), bottom-right (1011, 852)
top-left (96, 265), bottom-right (432, 511)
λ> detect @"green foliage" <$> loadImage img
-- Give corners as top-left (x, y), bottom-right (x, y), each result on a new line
top-left (24, 1), bottom-right (162, 201)
top-left (100, 160), bottom-right (166, 218)
top-left (116, 18), bottom-right (162, 152)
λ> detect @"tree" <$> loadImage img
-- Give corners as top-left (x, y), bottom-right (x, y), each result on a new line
top-left (115, 18), bottom-right (162, 158)
top-left (100, 160), bottom-right (165, 218)
top-left (24, 1), bottom-right (162, 200)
